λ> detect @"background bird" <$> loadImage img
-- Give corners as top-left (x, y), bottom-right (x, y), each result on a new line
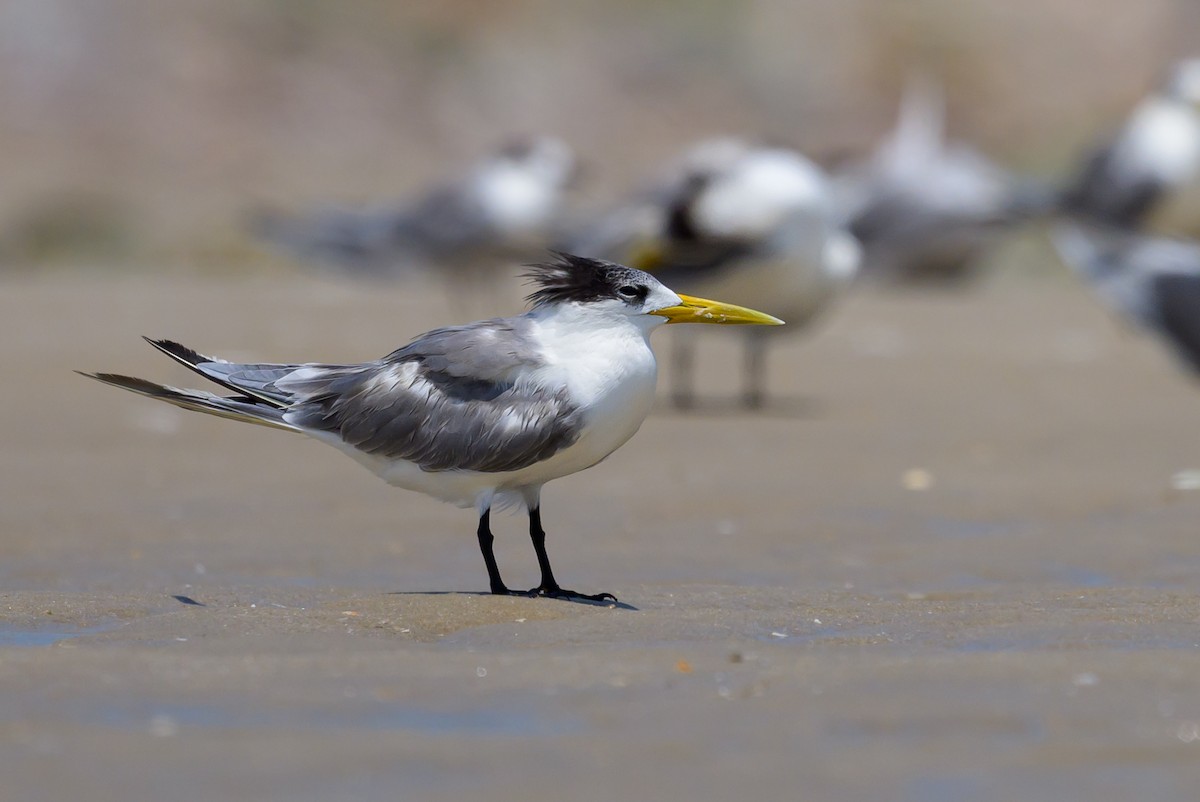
top-left (834, 75), bottom-right (1054, 285)
top-left (561, 137), bottom-right (754, 264)
top-left (574, 141), bottom-right (858, 409)
top-left (1051, 223), bottom-right (1200, 374)
top-left (80, 254), bottom-right (782, 603)
top-left (1061, 59), bottom-right (1200, 237)
top-left (253, 136), bottom-right (579, 315)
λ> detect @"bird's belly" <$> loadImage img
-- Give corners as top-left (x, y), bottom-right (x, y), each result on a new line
top-left (544, 375), bottom-right (656, 472)
top-left (314, 436), bottom-right (493, 508)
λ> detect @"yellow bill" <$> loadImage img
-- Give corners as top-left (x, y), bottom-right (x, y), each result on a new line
top-left (651, 293), bottom-right (784, 326)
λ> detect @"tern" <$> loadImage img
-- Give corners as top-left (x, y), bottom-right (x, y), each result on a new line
top-left (253, 136), bottom-right (578, 312)
top-left (1051, 222), bottom-right (1200, 373)
top-left (561, 137), bottom-right (755, 263)
top-left (834, 76), bottom-right (1054, 284)
top-left (1062, 59), bottom-right (1200, 236)
top-left (609, 142), bottom-right (859, 408)
top-left (81, 254), bottom-right (782, 602)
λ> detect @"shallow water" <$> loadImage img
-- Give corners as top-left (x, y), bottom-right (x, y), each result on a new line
top-left (0, 623), bottom-right (115, 647)
top-left (0, 626), bottom-right (87, 648)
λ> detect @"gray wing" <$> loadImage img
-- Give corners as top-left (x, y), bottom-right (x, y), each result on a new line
top-left (252, 203), bottom-right (419, 273)
top-left (1151, 269), bottom-right (1200, 373)
top-left (283, 318), bottom-right (583, 473)
top-left (144, 338), bottom-right (343, 407)
top-left (1063, 142), bottom-right (1164, 227)
top-left (251, 174), bottom-right (494, 272)
top-left (1052, 225), bottom-right (1162, 325)
top-left (1052, 227), bottom-right (1200, 372)
top-left (401, 181), bottom-right (494, 255)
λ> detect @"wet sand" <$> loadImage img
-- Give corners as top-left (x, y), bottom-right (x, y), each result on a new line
top-left (3, 267), bottom-right (1200, 801)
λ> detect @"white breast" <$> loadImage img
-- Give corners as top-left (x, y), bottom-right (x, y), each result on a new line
top-left (523, 307), bottom-right (660, 474)
top-left (475, 164), bottom-right (559, 234)
top-left (692, 150), bottom-right (827, 239)
top-left (1117, 99), bottom-right (1200, 185)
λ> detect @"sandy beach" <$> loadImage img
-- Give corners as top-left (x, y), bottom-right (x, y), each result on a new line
top-left (3, 266), bottom-right (1200, 801)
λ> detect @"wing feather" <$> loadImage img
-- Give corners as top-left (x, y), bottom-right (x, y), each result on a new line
top-left (285, 319), bottom-right (582, 472)
top-left (1153, 272), bottom-right (1200, 372)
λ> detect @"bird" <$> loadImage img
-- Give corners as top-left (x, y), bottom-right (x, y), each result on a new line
top-left (574, 140), bottom-right (858, 409)
top-left (1061, 59), bottom-right (1200, 236)
top-left (80, 253), bottom-right (783, 603)
top-left (253, 136), bottom-right (579, 314)
top-left (1051, 222), bottom-right (1200, 373)
top-left (833, 75), bottom-right (1054, 284)
top-left (560, 137), bottom-right (755, 264)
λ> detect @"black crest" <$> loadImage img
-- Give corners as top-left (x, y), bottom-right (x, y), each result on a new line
top-left (524, 252), bottom-right (651, 308)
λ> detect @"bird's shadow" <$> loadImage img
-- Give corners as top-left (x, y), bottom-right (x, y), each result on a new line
top-left (388, 590), bottom-right (637, 610)
top-left (653, 394), bottom-right (823, 420)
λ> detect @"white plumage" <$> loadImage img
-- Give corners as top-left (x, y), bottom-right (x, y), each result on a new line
top-left (1063, 59), bottom-right (1200, 237)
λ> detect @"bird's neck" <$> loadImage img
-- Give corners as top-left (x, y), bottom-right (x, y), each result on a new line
top-left (530, 303), bottom-right (662, 341)
top-left (527, 304), bottom-right (659, 398)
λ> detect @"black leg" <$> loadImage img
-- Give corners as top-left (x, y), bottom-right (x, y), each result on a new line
top-left (528, 506), bottom-right (559, 591)
top-left (525, 506), bottom-right (617, 603)
top-left (477, 508), bottom-right (514, 595)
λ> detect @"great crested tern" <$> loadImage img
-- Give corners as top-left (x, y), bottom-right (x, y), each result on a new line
top-left (834, 76), bottom-right (1053, 284)
top-left (561, 137), bottom-right (754, 263)
top-left (607, 142), bottom-right (859, 408)
top-left (254, 136), bottom-right (578, 309)
top-left (1062, 59), bottom-right (1200, 236)
top-left (81, 254), bottom-right (782, 602)
top-left (1051, 223), bottom-right (1200, 373)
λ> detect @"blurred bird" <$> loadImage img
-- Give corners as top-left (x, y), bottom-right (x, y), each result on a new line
top-left (1052, 223), bottom-right (1200, 373)
top-left (562, 137), bottom-right (753, 262)
top-left (571, 139), bottom-right (859, 409)
top-left (835, 76), bottom-right (1054, 284)
top-left (253, 136), bottom-right (579, 313)
top-left (80, 254), bottom-right (783, 602)
top-left (1061, 59), bottom-right (1200, 236)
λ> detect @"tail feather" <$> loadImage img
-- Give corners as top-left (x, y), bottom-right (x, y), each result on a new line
top-left (143, 337), bottom-right (213, 372)
top-left (142, 337), bottom-right (296, 407)
top-left (78, 371), bottom-right (301, 433)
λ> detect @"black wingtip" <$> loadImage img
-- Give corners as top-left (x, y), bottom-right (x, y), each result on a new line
top-left (76, 369), bottom-right (140, 386)
top-left (143, 337), bottom-right (210, 368)
top-left (81, 371), bottom-right (169, 394)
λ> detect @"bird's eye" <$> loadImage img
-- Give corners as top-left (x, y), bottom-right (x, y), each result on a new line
top-left (617, 285), bottom-right (641, 298)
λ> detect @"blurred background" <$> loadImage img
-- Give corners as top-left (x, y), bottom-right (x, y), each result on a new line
top-left (2, 0), bottom-right (1199, 274)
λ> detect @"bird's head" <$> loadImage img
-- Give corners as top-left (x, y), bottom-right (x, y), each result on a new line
top-left (524, 253), bottom-right (784, 327)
